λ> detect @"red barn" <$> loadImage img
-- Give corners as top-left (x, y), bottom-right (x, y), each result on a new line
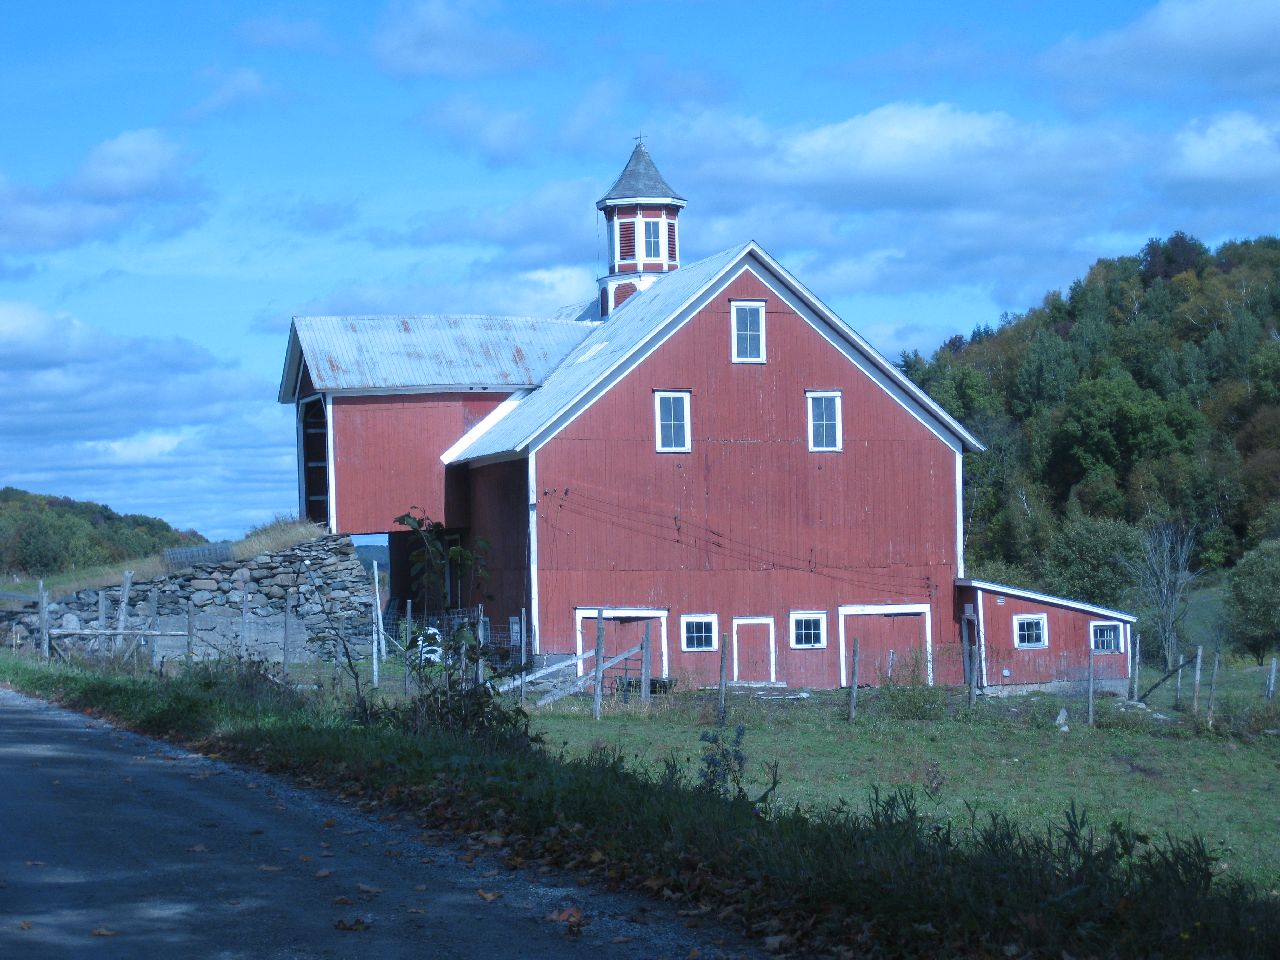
top-left (279, 143), bottom-right (1135, 693)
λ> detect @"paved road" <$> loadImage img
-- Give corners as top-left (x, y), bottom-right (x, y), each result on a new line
top-left (0, 687), bottom-right (755, 959)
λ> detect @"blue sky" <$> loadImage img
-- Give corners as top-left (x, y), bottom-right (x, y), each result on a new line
top-left (3, 0), bottom-right (1279, 540)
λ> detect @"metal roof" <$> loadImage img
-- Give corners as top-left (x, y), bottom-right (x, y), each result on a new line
top-left (451, 246), bottom-right (749, 461)
top-left (597, 142), bottom-right (685, 206)
top-left (278, 314), bottom-right (594, 402)
top-left (956, 579), bottom-right (1138, 622)
top-left (449, 242), bottom-right (985, 463)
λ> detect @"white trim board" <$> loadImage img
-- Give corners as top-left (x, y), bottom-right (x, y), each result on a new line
top-left (956, 579), bottom-right (1138, 622)
top-left (440, 391), bottom-right (528, 464)
top-left (731, 616), bottom-right (776, 683)
top-left (573, 607), bottom-right (669, 679)
top-left (528, 452), bottom-right (540, 655)
top-left (837, 603), bottom-right (933, 688)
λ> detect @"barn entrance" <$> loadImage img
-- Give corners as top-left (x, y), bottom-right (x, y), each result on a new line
top-left (837, 604), bottom-right (934, 687)
top-left (574, 607), bottom-right (669, 684)
top-left (731, 617), bottom-right (777, 684)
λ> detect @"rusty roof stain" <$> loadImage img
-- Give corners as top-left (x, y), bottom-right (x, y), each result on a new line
top-left (280, 314), bottom-right (594, 399)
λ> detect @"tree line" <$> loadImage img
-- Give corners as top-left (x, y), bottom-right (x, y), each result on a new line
top-left (901, 233), bottom-right (1280, 662)
top-left (0, 487), bottom-right (205, 578)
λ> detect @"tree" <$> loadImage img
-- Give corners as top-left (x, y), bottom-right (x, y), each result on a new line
top-left (1121, 520), bottom-right (1199, 672)
top-left (1226, 539), bottom-right (1280, 664)
top-left (1044, 513), bottom-right (1140, 608)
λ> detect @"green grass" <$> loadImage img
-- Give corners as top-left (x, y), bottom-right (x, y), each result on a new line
top-left (3, 652), bottom-right (1278, 959)
top-left (534, 683), bottom-right (1280, 888)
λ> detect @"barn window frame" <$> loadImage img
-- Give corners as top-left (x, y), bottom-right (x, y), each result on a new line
top-left (643, 219), bottom-right (662, 259)
top-left (789, 610), bottom-right (828, 649)
top-left (731, 300), bottom-right (766, 363)
top-left (1090, 620), bottom-right (1124, 654)
top-left (654, 390), bottom-right (691, 453)
top-left (806, 390), bottom-right (843, 452)
top-left (680, 613), bottom-right (718, 652)
top-left (1013, 613), bottom-right (1048, 649)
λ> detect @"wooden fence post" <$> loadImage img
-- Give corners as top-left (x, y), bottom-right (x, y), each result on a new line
top-left (38, 581), bottom-right (49, 662)
top-left (1267, 657), bottom-right (1277, 702)
top-left (115, 572), bottom-right (133, 656)
top-left (97, 590), bottom-right (107, 654)
top-left (1192, 645), bottom-right (1203, 714)
top-left (239, 589), bottom-right (250, 661)
top-left (372, 561), bottom-right (385, 663)
top-left (848, 636), bottom-right (860, 722)
top-left (591, 608), bottom-right (605, 721)
top-left (520, 608), bottom-right (528, 708)
top-left (962, 640), bottom-right (972, 706)
top-left (186, 601), bottom-right (194, 663)
top-left (404, 599), bottom-right (412, 697)
top-left (1130, 632), bottom-right (1141, 701)
top-left (640, 621), bottom-right (652, 706)
top-left (886, 648), bottom-right (896, 684)
top-left (1206, 650), bottom-right (1221, 729)
top-left (1087, 645), bottom-right (1096, 727)
top-left (148, 588), bottom-right (160, 671)
top-left (282, 589), bottom-right (291, 678)
top-left (717, 632), bottom-right (728, 725)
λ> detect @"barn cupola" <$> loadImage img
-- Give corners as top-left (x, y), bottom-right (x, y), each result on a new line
top-left (596, 142), bottom-right (686, 317)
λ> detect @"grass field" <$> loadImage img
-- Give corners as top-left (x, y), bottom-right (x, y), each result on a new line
top-left (533, 677), bottom-right (1280, 887)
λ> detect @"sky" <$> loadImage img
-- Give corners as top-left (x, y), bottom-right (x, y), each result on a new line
top-left (2, 0), bottom-right (1279, 541)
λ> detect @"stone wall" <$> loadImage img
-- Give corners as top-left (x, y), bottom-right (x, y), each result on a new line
top-left (0, 535), bottom-right (376, 663)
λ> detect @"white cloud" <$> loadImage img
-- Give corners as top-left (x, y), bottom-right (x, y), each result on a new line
top-left (1044, 0), bottom-right (1280, 97)
top-left (71, 129), bottom-right (189, 201)
top-left (1164, 111), bottom-right (1280, 185)
top-left (0, 130), bottom-right (199, 254)
top-left (371, 0), bottom-right (539, 77)
top-left (426, 97), bottom-right (537, 164)
top-left (186, 67), bottom-right (275, 120)
top-left (0, 302), bottom-right (295, 540)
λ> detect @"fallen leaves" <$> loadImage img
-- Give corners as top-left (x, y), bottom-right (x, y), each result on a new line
top-left (186, 844), bottom-right (208, 853)
top-left (546, 904), bottom-right (586, 936)
top-left (257, 864), bottom-right (281, 872)
top-left (333, 918), bottom-right (370, 932)
top-left (315, 869), bottom-right (334, 878)
top-left (19, 921), bottom-right (32, 931)
top-left (476, 888), bottom-right (502, 902)
top-left (91, 927), bottom-right (118, 937)
top-left (356, 883), bottom-right (383, 895)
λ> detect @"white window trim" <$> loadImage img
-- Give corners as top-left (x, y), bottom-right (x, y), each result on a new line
top-left (1090, 619), bottom-right (1124, 654)
top-left (806, 390), bottom-right (843, 452)
top-left (730, 299), bottom-right (767, 364)
top-left (643, 218), bottom-right (662, 260)
top-left (788, 610), bottom-right (828, 650)
top-left (654, 390), bottom-right (691, 453)
top-left (680, 613), bottom-right (719, 652)
top-left (1013, 613), bottom-right (1048, 649)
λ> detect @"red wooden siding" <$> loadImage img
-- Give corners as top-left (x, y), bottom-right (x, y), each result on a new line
top-left (531, 269), bottom-right (961, 689)
top-left (465, 459), bottom-right (530, 627)
top-left (330, 393), bottom-right (506, 534)
top-left (969, 587), bottom-right (1129, 688)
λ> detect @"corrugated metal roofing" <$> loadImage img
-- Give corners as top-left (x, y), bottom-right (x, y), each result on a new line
top-left (598, 142), bottom-right (685, 204)
top-left (452, 244), bottom-right (751, 461)
top-left (450, 241), bottom-right (985, 463)
top-left (281, 314), bottom-right (594, 399)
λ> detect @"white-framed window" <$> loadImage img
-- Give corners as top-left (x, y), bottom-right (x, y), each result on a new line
top-left (731, 301), bottom-right (766, 363)
top-left (654, 390), bottom-right (691, 453)
top-left (789, 610), bottom-right (827, 649)
top-left (680, 614), bottom-right (718, 652)
top-left (1091, 620), bottom-right (1123, 653)
top-left (806, 391), bottom-right (842, 451)
top-left (644, 219), bottom-right (661, 259)
top-left (1014, 613), bottom-right (1048, 649)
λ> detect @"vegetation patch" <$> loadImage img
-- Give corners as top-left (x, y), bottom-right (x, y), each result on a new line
top-left (3, 654), bottom-right (1277, 959)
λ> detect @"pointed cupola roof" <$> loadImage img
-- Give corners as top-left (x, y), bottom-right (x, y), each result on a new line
top-left (596, 142), bottom-right (685, 207)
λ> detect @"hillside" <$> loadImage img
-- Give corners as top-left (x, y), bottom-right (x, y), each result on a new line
top-left (0, 487), bottom-right (205, 578)
top-left (902, 233), bottom-right (1280, 607)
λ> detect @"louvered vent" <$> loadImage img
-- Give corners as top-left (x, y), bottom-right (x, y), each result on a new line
top-left (619, 221), bottom-right (636, 260)
top-left (667, 221), bottom-right (677, 261)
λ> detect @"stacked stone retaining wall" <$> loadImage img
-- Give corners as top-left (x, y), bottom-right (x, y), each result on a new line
top-left (0, 535), bottom-right (375, 663)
